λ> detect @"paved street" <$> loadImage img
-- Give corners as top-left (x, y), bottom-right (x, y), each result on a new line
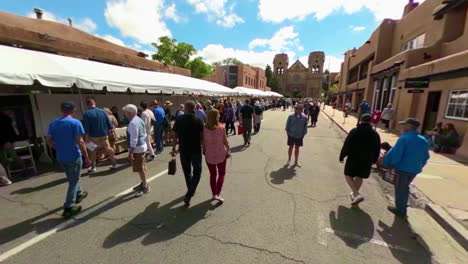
top-left (0, 110), bottom-right (430, 264)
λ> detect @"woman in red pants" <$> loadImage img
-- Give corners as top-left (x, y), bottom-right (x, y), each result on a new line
top-left (203, 109), bottom-right (231, 203)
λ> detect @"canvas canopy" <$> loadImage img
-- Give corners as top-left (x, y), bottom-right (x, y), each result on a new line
top-left (233, 86), bottom-right (283, 97)
top-left (0, 45), bottom-right (239, 96)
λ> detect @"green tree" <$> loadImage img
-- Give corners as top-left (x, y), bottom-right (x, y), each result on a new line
top-left (151, 36), bottom-right (196, 68)
top-left (187, 57), bottom-right (214, 79)
top-left (265, 64), bottom-right (281, 92)
top-left (322, 69), bottom-right (330, 93)
top-left (213, 57), bottom-right (245, 66)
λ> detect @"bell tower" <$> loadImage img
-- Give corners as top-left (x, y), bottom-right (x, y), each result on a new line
top-left (308, 51), bottom-right (325, 75)
top-left (273, 53), bottom-right (289, 76)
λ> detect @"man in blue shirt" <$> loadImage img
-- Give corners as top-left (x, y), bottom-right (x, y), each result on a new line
top-left (82, 98), bottom-right (117, 172)
top-left (357, 100), bottom-right (371, 126)
top-left (285, 104), bottom-right (308, 167)
top-left (384, 118), bottom-right (430, 218)
top-left (152, 100), bottom-right (166, 153)
top-left (47, 102), bottom-right (90, 219)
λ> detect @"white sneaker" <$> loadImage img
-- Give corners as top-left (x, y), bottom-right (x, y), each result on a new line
top-left (349, 192), bottom-right (354, 202)
top-left (88, 166), bottom-right (96, 173)
top-left (286, 160), bottom-right (291, 166)
top-left (294, 162), bottom-right (302, 167)
top-left (351, 194), bottom-right (365, 206)
top-left (110, 164), bottom-right (118, 170)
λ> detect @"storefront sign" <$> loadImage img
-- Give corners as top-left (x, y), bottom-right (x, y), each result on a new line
top-left (405, 79), bottom-right (430, 88)
top-left (408, 89), bottom-right (425, 94)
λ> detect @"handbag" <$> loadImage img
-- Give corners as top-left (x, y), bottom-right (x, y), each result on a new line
top-left (168, 158), bottom-right (177, 175)
top-left (237, 125), bottom-right (244, 135)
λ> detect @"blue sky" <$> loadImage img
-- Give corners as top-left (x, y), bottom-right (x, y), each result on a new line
top-left (0, 0), bottom-right (416, 72)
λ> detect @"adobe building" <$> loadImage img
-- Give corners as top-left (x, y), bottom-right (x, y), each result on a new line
top-left (0, 10), bottom-right (190, 76)
top-left (273, 52), bottom-right (325, 98)
top-left (336, 0), bottom-right (468, 157)
top-left (205, 64), bottom-right (268, 91)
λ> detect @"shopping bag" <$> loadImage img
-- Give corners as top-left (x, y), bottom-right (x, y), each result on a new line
top-left (237, 125), bottom-right (244, 135)
top-left (168, 158), bottom-right (177, 175)
top-left (383, 170), bottom-right (397, 185)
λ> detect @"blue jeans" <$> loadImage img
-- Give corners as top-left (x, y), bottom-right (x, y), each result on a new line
top-left (395, 170), bottom-right (417, 215)
top-left (154, 124), bottom-right (164, 152)
top-left (60, 157), bottom-right (83, 209)
top-left (180, 152), bottom-right (202, 198)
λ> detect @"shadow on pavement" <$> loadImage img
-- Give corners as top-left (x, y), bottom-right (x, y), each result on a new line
top-left (329, 206), bottom-right (374, 249)
top-left (103, 197), bottom-right (217, 248)
top-left (10, 178), bottom-right (68, 195)
top-left (377, 218), bottom-right (432, 264)
top-left (270, 165), bottom-right (297, 184)
top-left (0, 207), bottom-right (63, 246)
top-left (230, 145), bottom-right (246, 153)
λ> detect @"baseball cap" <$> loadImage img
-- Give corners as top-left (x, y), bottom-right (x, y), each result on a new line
top-left (360, 113), bottom-right (372, 122)
top-left (61, 101), bottom-right (76, 113)
top-left (399, 118), bottom-right (420, 127)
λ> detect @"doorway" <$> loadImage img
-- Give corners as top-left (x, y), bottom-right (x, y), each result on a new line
top-left (422, 91), bottom-right (441, 134)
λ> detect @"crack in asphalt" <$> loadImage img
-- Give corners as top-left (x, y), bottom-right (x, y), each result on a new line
top-left (0, 195), bottom-right (54, 213)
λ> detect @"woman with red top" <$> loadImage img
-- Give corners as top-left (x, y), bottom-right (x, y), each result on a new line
top-left (203, 109), bottom-right (231, 203)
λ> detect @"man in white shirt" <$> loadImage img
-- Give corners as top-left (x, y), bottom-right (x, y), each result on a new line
top-left (140, 101), bottom-right (156, 160)
top-left (123, 104), bottom-right (149, 198)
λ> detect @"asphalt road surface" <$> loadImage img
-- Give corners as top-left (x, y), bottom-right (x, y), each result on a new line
top-left (0, 109), bottom-right (431, 264)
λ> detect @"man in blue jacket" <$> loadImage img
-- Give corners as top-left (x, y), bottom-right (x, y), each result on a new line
top-left (152, 100), bottom-right (166, 153)
top-left (384, 118), bottom-right (430, 218)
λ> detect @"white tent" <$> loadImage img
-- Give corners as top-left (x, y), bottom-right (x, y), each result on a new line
top-left (0, 45), bottom-right (238, 96)
top-left (234, 87), bottom-right (283, 97)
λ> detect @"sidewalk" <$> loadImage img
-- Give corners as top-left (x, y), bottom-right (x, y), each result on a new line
top-left (322, 105), bottom-right (468, 228)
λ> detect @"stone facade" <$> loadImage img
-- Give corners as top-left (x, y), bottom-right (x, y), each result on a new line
top-left (205, 65), bottom-right (268, 91)
top-left (273, 52), bottom-right (325, 98)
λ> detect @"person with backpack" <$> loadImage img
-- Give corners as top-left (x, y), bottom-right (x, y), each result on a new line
top-left (357, 100), bottom-right (371, 126)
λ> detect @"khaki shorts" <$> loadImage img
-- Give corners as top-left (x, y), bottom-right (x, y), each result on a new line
top-left (90, 136), bottom-right (111, 150)
top-left (132, 153), bottom-right (146, 172)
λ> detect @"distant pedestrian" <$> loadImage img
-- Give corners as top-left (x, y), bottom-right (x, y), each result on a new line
top-left (164, 101), bottom-right (174, 144)
top-left (103, 107), bottom-right (118, 152)
top-left (371, 109), bottom-right (382, 129)
top-left (123, 104), bottom-right (149, 198)
top-left (47, 102), bottom-right (90, 218)
top-left (384, 118), bottom-right (429, 218)
top-left (339, 114), bottom-right (381, 206)
top-left (172, 101), bottom-right (204, 208)
top-left (285, 104), bottom-right (308, 167)
top-left (357, 100), bottom-right (371, 126)
top-left (195, 103), bottom-right (207, 124)
top-left (152, 100), bottom-right (165, 153)
top-left (380, 104), bottom-right (395, 131)
top-left (140, 101), bottom-right (156, 160)
top-left (82, 98), bottom-right (117, 172)
top-left (253, 101), bottom-right (264, 133)
top-left (310, 102), bottom-right (320, 127)
top-left (344, 100), bottom-right (352, 117)
top-left (239, 99), bottom-right (255, 146)
top-left (205, 100), bottom-right (213, 115)
top-left (203, 109), bottom-right (231, 203)
top-left (225, 102), bottom-right (236, 135)
top-left (175, 104), bottom-right (185, 119)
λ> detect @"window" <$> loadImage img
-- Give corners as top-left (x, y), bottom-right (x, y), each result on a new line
top-left (445, 90), bottom-right (468, 120)
top-left (380, 77), bottom-right (389, 110)
top-left (401, 34), bottom-right (425, 52)
top-left (389, 75), bottom-right (398, 105)
top-left (372, 80), bottom-right (380, 112)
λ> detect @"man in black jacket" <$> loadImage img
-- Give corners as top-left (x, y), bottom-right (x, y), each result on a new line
top-left (339, 114), bottom-right (381, 206)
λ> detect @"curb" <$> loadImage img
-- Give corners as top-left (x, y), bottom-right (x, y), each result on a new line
top-left (426, 203), bottom-right (468, 251)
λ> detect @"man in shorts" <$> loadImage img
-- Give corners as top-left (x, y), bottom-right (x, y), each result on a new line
top-left (82, 98), bottom-right (117, 172)
top-left (285, 104), bottom-right (308, 167)
top-left (123, 104), bottom-right (149, 197)
top-left (339, 114), bottom-right (381, 206)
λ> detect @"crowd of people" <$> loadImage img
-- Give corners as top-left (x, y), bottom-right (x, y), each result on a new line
top-left (3, 95), bottom-right (455, 223)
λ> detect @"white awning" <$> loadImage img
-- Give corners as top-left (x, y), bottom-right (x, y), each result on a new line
top-left (234, 86), bottom-right (283, 97)
top-left (0, 45), bottom-right (238, 96)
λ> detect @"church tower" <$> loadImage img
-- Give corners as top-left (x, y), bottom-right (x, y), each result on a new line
top-left (308, 51), bottom-right (325, 75)
top-left (273, 53), bottom-right (289, 76)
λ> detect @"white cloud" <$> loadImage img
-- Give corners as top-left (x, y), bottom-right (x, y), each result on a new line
top-left (299, 54), bottom-right (343, 72)
top-left (298, 45), bottom-right (304, 51)
top-left (186, 0), bottom-right (244, 28)
top-left (249, 26), bottom-right (300, 52)
top-left (105, 0), bottom-right (171, 44)
top-left (164, 3), bottom-right (182, 22)
top-left (28, 10), bottom-right (97, 33)
top-left (74, 18), bottom-right (97, 32)
top-left (258, 0), bottom-right (425, 23)
top-left (349, 25), bottom-right (366, 32)
top-left (199, 44), bottom-right (296, 68)
top-left (96, 34), bottom-right (126, 46)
